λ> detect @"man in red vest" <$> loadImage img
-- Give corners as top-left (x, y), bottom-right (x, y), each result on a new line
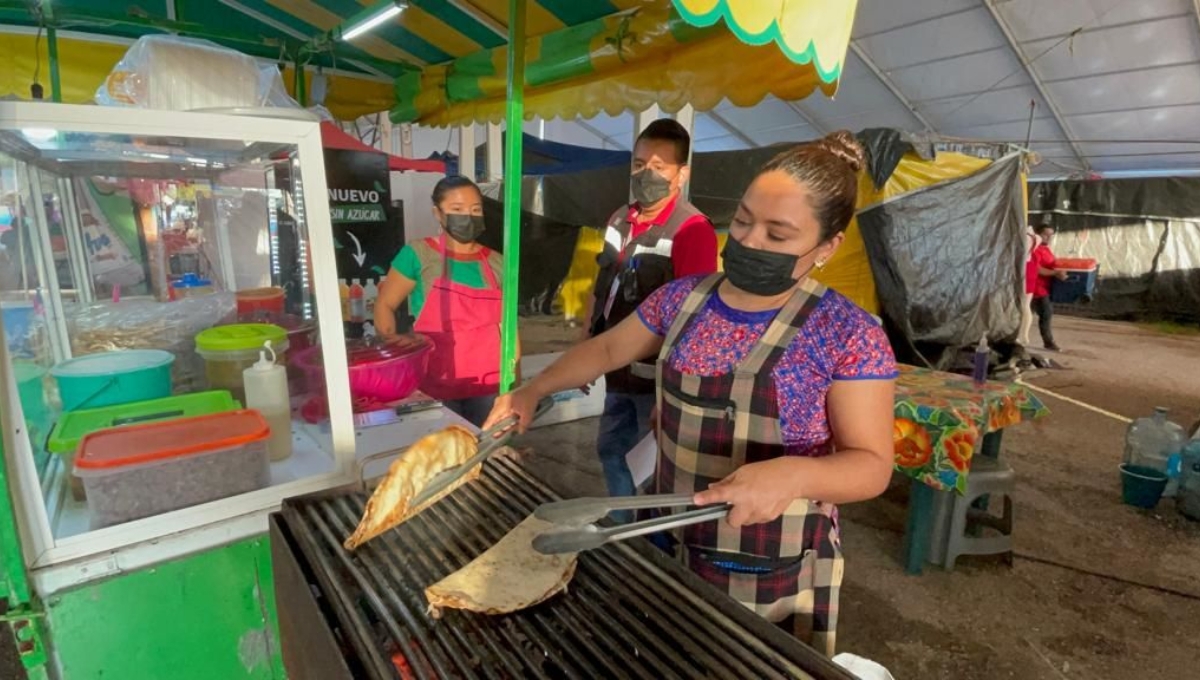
top-left (587, 119), bottom-right (718, 515)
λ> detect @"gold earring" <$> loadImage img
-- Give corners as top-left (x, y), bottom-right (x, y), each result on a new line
top-left (815, 259), bottom-right (827, 270)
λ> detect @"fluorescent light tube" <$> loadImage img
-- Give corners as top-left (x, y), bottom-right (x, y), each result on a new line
top-left (342, 4), bottom-right (403, 41)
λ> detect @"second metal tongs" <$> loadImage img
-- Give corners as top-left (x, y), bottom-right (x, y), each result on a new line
top-left (531, 493), bottom-right (730, 554)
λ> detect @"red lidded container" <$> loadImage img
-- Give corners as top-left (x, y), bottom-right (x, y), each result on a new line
top-left (75, 410), bottom-right (271, 528)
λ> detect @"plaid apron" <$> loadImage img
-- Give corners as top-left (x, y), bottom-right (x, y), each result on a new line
top-left (651, 273), bottom-right (844, 656)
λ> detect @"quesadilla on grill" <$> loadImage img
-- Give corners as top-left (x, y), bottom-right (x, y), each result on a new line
top-left (344, 425), bottom-right (479, 550)
top-left (425, 514), bottom-right (578, 616)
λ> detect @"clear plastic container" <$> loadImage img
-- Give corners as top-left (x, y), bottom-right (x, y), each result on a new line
top-left (48, 389), bottom-right (241, 502)
top-left (74, 410), bottom-right (270, 528)
top-left (172, 273), bottom-right (215, 299)
top-left (236, 287), bottom-right (285, 320)
top-left (195, 323), bottom-right (288, 403)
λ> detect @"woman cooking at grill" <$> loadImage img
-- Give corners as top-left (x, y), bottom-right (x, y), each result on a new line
top-left (375, 176), bottom-right (516, 426)
top-left (485, 132), bottom-right (896, 655)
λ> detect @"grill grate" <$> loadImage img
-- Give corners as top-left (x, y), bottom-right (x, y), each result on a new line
top-left (280, 457), bottom-right (851, 680)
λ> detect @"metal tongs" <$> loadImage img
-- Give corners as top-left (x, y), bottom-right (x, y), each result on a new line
top-left (531, 493), bottom-right (731, 554)
top-left (404, 396), bottom-right (556, 508)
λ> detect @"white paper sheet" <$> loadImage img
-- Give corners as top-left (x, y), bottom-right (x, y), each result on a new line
top-left (626, 433), bottom-right (658, 490)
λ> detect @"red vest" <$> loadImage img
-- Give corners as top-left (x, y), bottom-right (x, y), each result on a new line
top-left (590, 198), bottom-right (704, 393)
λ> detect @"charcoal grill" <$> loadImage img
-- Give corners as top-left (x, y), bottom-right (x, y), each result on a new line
top-left (271, 456), bottom-right (854, 680)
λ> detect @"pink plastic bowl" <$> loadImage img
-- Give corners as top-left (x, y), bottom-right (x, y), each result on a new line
top-left (348, 349), bottom-right (430, 402)
top-left (295, 334), bottom-right (432, 404)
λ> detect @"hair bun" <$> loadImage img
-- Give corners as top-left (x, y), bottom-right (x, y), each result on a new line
top-left (814, 130), bottom-right (865, 174)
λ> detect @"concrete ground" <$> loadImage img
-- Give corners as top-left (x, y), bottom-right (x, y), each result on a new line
top-left (516, 315), bottom-right (1200, 679)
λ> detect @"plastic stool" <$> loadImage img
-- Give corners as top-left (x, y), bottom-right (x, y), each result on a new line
top-left (927, 456), bottom-right (1015, 570)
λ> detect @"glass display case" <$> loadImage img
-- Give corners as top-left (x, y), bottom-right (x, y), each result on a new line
top-left (0, 102), bottom-right (357, 569)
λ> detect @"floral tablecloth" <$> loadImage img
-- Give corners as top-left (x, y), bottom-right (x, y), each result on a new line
top-left (892, 364), bottom-right (1048, 493)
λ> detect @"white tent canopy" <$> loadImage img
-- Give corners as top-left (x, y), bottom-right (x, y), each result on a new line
top-left (410, 0), bottom-right (1200, 180)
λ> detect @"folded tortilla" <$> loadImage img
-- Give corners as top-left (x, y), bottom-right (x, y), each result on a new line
top-left (425, 514), bottom-right (578, 616)
top-left (344, 425), bottom-right (479, 550)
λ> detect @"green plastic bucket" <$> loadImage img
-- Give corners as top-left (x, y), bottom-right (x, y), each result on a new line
top-left (1119, 463), bottom-right (1168, 509)
top-left (51, 350), bottom-right (175, 412)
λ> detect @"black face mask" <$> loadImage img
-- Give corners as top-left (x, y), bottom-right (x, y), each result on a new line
top-left (444, 213), bottom-right (486, 244)
top-left (722, 236), bottom-right (820, 296)
top-left (630, 168), bottom-right (673, 207)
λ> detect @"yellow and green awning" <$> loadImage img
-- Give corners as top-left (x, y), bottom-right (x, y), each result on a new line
top-left (389, 0), bottom-right (859, 125)
top-left (1, 1), bottom-right (858, 124)
top-left (673, 0), bottom-right (857, 82)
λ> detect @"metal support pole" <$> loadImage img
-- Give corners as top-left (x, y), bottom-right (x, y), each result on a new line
top-left (674, 104), bottom-right (695, 200)
top-left (0, 348), bottom-right (33, 607)
top-left (634, 104), bottom-right (662, 139)
top-left (294, 64), bottom-right (307, 107)
top-left (486, 124), bottom-right (503, 181)
top-left (56, 178), bottom-right (93, 304)
top-left (379, 115), bottom-right (393, 154)
top-left (981, 0), bottom-right (1091, 172)
top-left (399, 124), bottom-right (414, 158)
top-left (24, 164), bottom-right (71, 362)
top-left (213, 186), bottom-right (238, 293)
top-left (631, 105), bottom-right (661, 201)
top-left (459, 125), bottom-right (476, 180)
top-left (46, 27), bottom-right (61, 103)
top-left (499, 0), bottom-right (526, 393)
top-left (63, 180), bottom-right (94, 296)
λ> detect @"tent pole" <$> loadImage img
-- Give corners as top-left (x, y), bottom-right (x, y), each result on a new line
top-left (675, 104), bottom-right (695, 200)
top-left (499, 0), bottom-right (526, 393)
top-left (486, 125), bottom-right (503, 181)
top-left (40, 0), bottom-right (62, 102)
top-left (631, 105), bottom-right (661, 201)
top-left (459, 125), bottom-right (476, 181)
top-left (294, 62), bottom-right (307, 107)
top-left (46, 26), bottom-right (61, 102)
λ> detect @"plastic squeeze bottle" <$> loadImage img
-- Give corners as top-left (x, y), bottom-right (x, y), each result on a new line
top-left (339, 279), bottom-right (351, 321)
top-left (972, 335), bottom-right (989, 387)
top-left (243, 340), bottom-right (293, 462)
top-left (349, 280), bottom-right (366, 323)
top-left (364, 277), bottom-right (379, 315)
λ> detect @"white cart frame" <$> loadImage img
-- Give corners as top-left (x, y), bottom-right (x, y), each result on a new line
top-left (0, 102), bottom-right (358, 593)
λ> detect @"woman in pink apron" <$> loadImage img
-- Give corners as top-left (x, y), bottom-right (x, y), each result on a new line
top-left (375, 176), bottom-right (510, 426)
top-left (486, 132), bottom-right (897, 655)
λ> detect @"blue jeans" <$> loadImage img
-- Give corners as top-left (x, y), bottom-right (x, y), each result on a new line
top-left (597, 392), bottom-right (656, 522)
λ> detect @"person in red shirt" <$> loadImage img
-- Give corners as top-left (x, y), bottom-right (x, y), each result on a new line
top-left (1030, 223), bottom-right (1068, 351)
top-left (587, 119), bottom-right (718, 514)
top-left (1017, 226), bottom-right (1039, 349)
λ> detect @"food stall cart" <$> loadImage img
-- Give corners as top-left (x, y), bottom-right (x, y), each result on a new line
top-left (0, 2), bottom-right (865, 678)
top-left (0, 101), bottom-right (483, 679)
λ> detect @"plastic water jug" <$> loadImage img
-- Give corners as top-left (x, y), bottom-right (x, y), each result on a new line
top-left (1178, 439), bottom-right (1200, 521)
top-left (1124, 407), bottom-right (1186, 497)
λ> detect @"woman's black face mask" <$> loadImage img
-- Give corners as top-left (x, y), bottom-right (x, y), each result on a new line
top-left (721, 236), bottom-right (821, 296)
top-left (444, 213), bottom-right (486, 243)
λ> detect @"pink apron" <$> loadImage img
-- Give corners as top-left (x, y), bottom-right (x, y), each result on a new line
top-left (412, 237), bottom-right (502, 401)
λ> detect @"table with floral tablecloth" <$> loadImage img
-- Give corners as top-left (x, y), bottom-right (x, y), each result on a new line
top-left (892, 364), bottom-right (1049, 494)
top-left (890, 364), bottom-right (1049, 574)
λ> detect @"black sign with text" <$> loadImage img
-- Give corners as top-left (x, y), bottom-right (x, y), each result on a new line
top-left (323, 148), bottom-right (403, 284)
